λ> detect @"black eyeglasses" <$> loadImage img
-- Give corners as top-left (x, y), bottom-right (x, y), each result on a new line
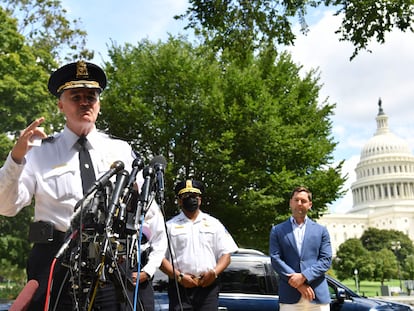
top-left (179, 193), bottom-right (200, 199)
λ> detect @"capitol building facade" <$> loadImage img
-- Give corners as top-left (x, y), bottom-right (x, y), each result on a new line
top-left (318, 100), bottom-right (414, 256)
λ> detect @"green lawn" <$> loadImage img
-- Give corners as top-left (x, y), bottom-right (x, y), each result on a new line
top-left (341, 279), bottom-right (404, 297)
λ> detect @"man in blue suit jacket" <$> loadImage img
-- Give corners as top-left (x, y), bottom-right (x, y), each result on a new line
top-left (269, 186), bottom-right (332, 311)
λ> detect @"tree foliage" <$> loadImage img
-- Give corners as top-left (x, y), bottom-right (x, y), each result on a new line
top-left (372, 248), bottom-right (398, 285)
top-left (360, 228), bottom-right (414, 261)
top-left (0, 0), bottom-right (93, 68)
top-left (177, 0), bottom-right (414, 60)
top-left (333, 238), bottom-right (375, 280)
top-left (0, 7), bottom-right (62, 142)
top-left (101, 36), bottom-right (344, 252)
top-left (405, 254), bottom-right (414, 280)
top-left (360, 227), bottom-right (414, 279)
top-left (334, 229), bottom-right (414, 282)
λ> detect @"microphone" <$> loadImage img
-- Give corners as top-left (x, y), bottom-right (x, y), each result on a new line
top-left (84, 160), bottom-right (125, 197)
top-left (122, 156), bottom-right (145, 204)
top-left (129, 156), bottom-right (145, 187)
top-left (140, 166), bottom-right (155, 205)
top-left (150, 155), bottom-right (167, 204)
top-left (70, 189), bottom-right (100, 229)
top-left (9, 279), bottom-right (39, 311)
top-left (106, 169), bottom-right (129, 229)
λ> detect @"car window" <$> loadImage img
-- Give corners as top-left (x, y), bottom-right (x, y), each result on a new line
top-left (220, 259), bottom-right (277, 295)
top-left (328, 281), bottom-right (337, 299)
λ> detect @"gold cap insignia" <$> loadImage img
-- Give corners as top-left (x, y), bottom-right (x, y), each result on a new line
top-left (76, 60), bottom-right (89, 79)
top-left (177, 180), bottom-right (202, 195)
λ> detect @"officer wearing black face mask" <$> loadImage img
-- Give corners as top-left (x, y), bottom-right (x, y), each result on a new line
top-left (160, 179), bottom-right (238, 311)
top-left (181, 193), bottom-right (199, 212)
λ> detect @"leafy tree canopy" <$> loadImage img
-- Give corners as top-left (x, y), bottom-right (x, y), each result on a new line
top-left (334, 228), bottom-right (414, 281)
top-left (360, 227), bottom-right (414, 263)
top-left (0, 0), bottom-right (93, 68)
top-left (333, 238), bottom-right (375, 280)
top-left (372, 248), bottom-right (398, 285)
top-left (101, 36), bottom-right (345, 251)
top-left (0, 7), bottom-right (62, 139)
top-left (177, 0), bottom-right (414, 60)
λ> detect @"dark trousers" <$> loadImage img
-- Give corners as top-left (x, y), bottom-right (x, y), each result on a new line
top-left (125, 279), bottom-right (155, 311)
top-left (26, 238), bottom-right (66, 311)
top-left (26, 239), bottom-right (154, 311)
top-left (167, 281), bottom-right (219, 311)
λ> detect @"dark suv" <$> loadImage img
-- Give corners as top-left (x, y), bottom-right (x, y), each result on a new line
top-left (153, 249), bottom-right (414, 311)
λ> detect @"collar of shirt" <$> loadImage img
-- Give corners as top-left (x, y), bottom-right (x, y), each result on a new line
top-left (290, 215), bottom-right (308, 227)
top-left (64, 125), bottom-right (99, 151)
top-left (176, 210), bottom-right (207, 224)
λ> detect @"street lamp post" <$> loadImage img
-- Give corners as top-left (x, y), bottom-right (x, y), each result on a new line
top-left (354, 268), bottom-right (359, 294)
top-left (391, 241), bottom-right (403, 291)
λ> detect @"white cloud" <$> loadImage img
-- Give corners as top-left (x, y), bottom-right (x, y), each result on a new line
top-left (290, 11), bottom-right (414, 127)
top-left (289, 10), bottom-right (414, 211)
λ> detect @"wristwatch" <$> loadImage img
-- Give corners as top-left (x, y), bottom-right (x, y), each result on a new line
top-left (177, 272), bottom-right (184, 283)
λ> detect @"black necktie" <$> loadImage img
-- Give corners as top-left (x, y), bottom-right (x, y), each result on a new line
top-left (78, 136), bottom-right (96, 194)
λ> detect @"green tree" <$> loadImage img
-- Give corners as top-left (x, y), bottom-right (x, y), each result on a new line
top-left (0, 7), bottom-right (62, 138)
top-left (404, 254), bottom-right (414, 280)
top-left (178, 0), bottom-right (414, 60)
top-left (360, 227), bottom-right (414, 279)
top-left (372, 248), bottom-right (398, 285)
top-left (101, 36), bottom-right (344, 251)
top-left (0, 0), bottom-right (93, 67)
top-left (333, 238), bottom-right (374, 280)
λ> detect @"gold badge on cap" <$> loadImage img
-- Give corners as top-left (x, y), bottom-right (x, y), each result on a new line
top-left (76, 60), bottom-right (89, 79)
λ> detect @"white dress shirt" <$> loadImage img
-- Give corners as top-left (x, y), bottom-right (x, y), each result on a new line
top-left (291, 216), bottom-right (307, 254)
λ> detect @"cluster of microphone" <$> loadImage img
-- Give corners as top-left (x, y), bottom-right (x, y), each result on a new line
top-left (53, 155), bottom-right (168, 310)
top-left (69, 154), bottom-right (167, 235)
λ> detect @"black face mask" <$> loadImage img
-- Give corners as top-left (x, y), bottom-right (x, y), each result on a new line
top-left (182, 197), bottom-right (199, 212)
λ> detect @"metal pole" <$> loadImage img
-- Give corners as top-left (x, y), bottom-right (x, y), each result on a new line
top-left (354, 268), bottom-right (359, 294)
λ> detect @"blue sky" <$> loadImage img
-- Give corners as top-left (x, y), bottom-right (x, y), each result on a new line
top-left (62, 1), bottom-right (414, 213)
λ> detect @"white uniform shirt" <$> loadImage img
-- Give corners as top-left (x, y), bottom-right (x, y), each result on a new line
top-left (0, 125), bottom-right (134, 231)
top-left (138, 197), bottom-right (168, 277)
top-left (0, 125), bottom-right (167, 275)
top-left (166, 210), bottom-right (238, 276)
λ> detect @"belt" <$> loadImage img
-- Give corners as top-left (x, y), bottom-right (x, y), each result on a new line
top-left (53, 229), bottom-right (66, 243)
top-left (29, 221), bottom-right (67, 244)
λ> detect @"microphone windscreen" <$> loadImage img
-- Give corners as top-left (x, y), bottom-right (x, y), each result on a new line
top-left (9, 279), bottom-right (39, 311)
top-left (150, 155), bottom-right (167, 168)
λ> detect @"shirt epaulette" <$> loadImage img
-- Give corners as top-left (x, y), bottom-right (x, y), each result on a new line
top-left (42, 131), bottom-right (62, 143)
top-left (42, 136), bottom-right (55, 143)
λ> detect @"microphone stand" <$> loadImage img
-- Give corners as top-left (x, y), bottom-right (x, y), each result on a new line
top-left (54, 156), bottom-right (169, 310)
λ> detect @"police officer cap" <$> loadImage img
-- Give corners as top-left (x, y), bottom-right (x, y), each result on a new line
top-left (48, 60), bottom-right (107, 97)
top-left (175, 180), bottom-right (204, 196)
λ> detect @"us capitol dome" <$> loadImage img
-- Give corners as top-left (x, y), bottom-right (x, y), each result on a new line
top-left (318, 99), bottom-right (414, 255)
